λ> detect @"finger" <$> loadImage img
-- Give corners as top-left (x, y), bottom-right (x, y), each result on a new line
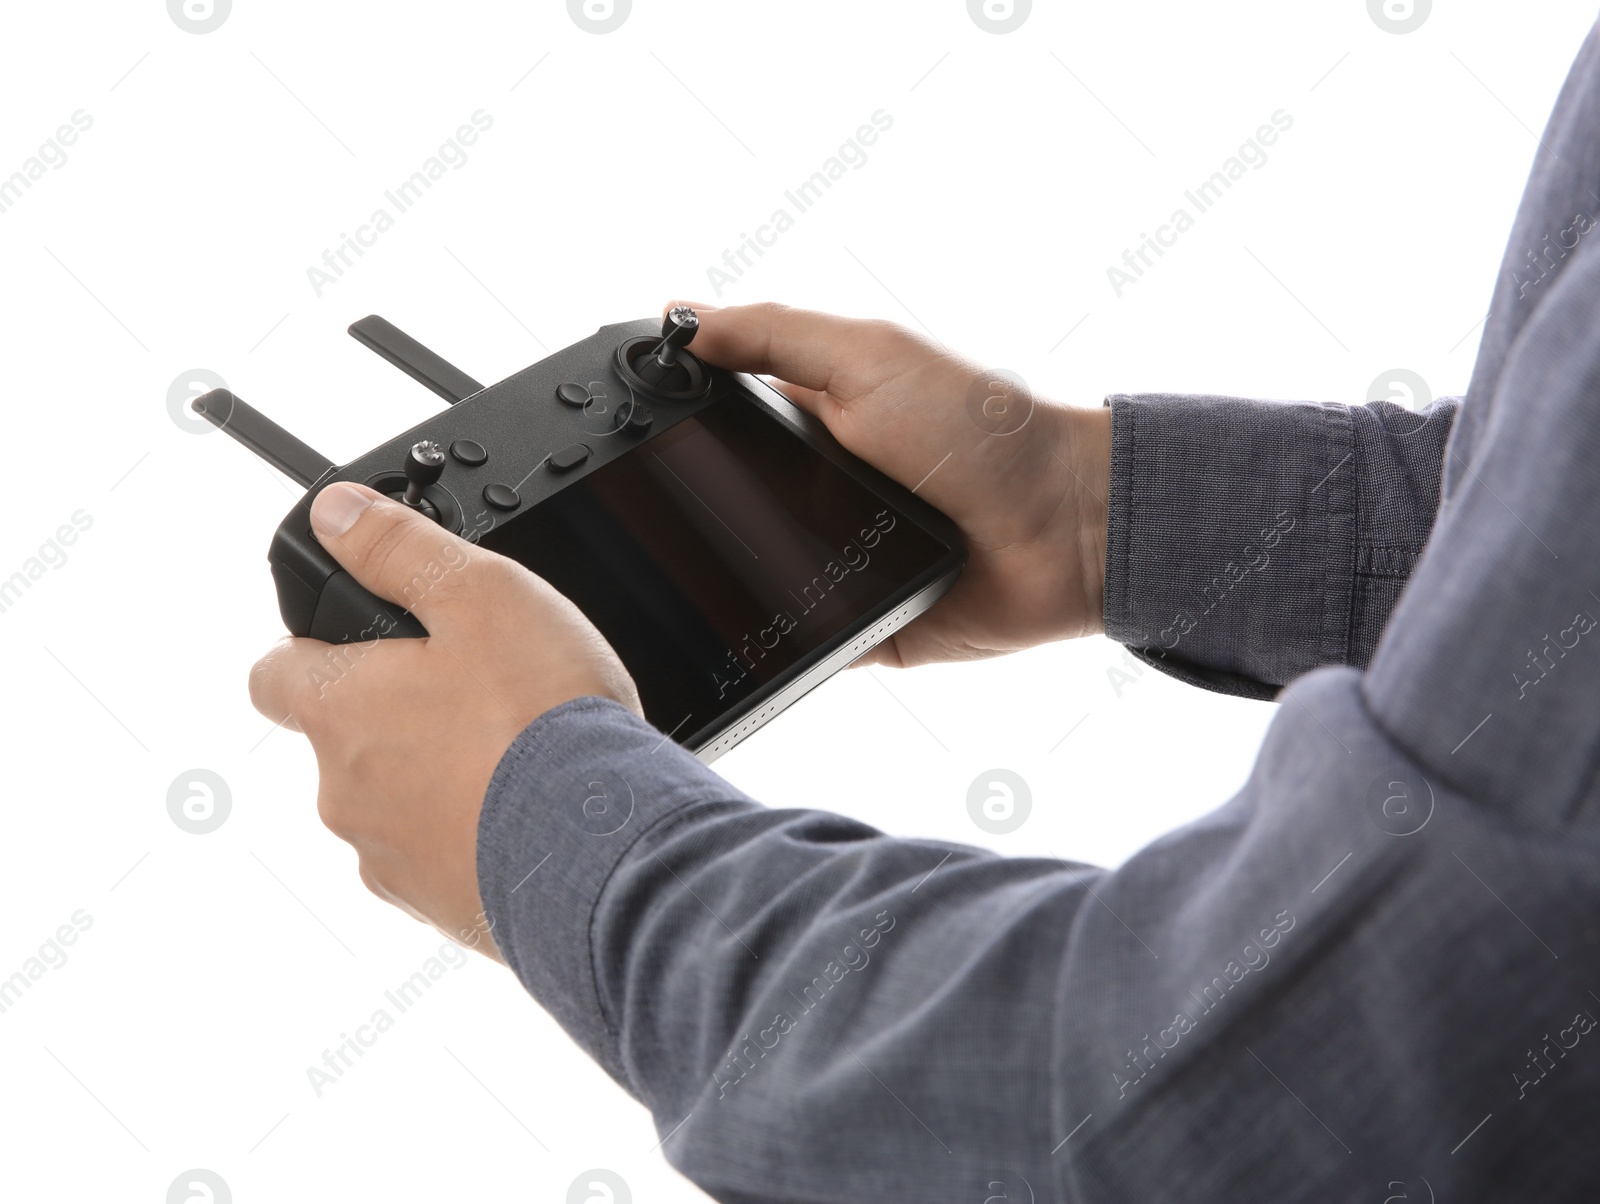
top-left (661, 299), bottom-right (926, 401)
top-left (248, 636), bottom-right (341, 734)
top-left (308, 482), bottom-right (496, 638)
top-left (251, 630), bottom-right (424, 733)
top-left (765, 377), bottom-right (843, 427)
top-left (845, 644), bottom-right (895, 670)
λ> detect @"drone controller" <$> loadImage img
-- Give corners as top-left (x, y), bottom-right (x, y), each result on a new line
top-left (196, 307), bottom-right (965, 760)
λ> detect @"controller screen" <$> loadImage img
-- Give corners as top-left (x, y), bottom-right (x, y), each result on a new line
top-left (477, 394), bottom-right (950, 739)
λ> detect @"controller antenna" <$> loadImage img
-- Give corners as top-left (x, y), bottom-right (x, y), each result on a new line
top-left (402, 440), bottom-right (446, 508)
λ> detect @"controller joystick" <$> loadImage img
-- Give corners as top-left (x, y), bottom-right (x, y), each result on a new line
top-left (368, 439), bottom-right (458, 528)
top-left (637, 306), bottom-right (699, 382)
top-left (402, 440), bottom-right (446, 508)
top-left (615, 305), bottom-right (712, 402)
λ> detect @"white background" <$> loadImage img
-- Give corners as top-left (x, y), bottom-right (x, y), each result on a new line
top-left (0, 1), bottom-right (1591, 1200)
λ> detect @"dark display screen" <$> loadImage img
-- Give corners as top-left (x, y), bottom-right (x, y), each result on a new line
top-left (478, 394), bottom-right (950, 740)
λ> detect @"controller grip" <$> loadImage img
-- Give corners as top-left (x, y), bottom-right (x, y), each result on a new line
top-left (276, 561), bottom-right (427, 642)
top-left (270, 493), bottom-right (428, 642)
top-left (313, 571), bottom-right (427, 642)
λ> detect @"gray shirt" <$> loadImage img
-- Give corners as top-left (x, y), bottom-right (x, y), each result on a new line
top-left (477, 22), bottom-right (1600, 1201)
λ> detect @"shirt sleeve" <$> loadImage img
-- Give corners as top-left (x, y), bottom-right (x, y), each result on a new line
top-left (477, 697), bottom-right (1103, 1197)
top-left (1100, 392), bottom-right (1457, 699)
top-left (477, 679), bottom-right (1595, 1202)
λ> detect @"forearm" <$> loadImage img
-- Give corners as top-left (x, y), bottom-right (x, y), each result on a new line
top-left (476, 671), bottom-right (1580, 1202)
top-left (476, 697), bottom-right (1102, 1197)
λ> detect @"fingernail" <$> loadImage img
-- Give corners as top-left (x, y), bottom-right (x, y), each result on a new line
top-left (667, 299), bottom-right (719, 314)
top-left (311, 482), bottom-right (375, 538)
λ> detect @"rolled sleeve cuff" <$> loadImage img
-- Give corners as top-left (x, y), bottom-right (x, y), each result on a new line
top-left (1101, 392), bottom-right (1359, 698)
top-left (475, 695), bottom-right (748, 1091)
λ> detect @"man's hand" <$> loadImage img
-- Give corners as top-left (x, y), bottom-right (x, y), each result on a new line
top-left (248, 482), bottom-right (641, 960)
top-left (676, 301), bottom-right (1112, 666)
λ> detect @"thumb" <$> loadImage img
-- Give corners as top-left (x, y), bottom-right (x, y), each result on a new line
top-left (309, 482), bottom-right (487, 637)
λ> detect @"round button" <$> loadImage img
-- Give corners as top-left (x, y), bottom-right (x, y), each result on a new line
top-left (556, 382), bottom-right (591, 407)
top-left (483, 483), bottom-right (521, 511)
top-left (449, 439), bottom-right (488, 466)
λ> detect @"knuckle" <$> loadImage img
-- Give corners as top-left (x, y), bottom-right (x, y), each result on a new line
top-left (249, 640), bottom-right (311, 729)
top-left (246, 656), bottom-right (273, 714)
top-left (316, 788), bottom-right (353, 841)
top-left (359, 507), bottom-right (423, 584)
top-left (362, 510), bottom-right (468, 607)
top-left (866, 316), bottom-right (920, 352)
top-left (356, 859), bottom-right (384, 899)
top-left (476, 548), bottom-right (527, 594)
top-left (437, 556), bottom-right (528, 640)
top-left (413, 548), bottom-right (487, 618)
top-left (459, 541), bottom-right (518, 592)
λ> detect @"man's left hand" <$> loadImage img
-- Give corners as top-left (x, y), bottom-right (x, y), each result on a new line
top-left (247, 481), bottom-right (642, 961)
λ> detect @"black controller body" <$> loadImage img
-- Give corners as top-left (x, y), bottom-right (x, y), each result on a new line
top-left (202, 314), bottom-right (965, 761)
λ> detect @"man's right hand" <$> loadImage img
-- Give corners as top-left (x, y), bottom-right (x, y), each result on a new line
top-left (672, 301), bottom-right (1111, 668)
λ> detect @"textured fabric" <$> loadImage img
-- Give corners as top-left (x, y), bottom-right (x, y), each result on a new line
top-left (476, 22), bottom-right (1600, 1202)
top-left (1102, 392), bottom-right (1457, 699)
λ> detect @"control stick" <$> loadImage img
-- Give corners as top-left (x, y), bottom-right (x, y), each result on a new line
top-left (632, 306), bottom-right (700, 387)
top-left (402, 440), bottom-right (446, 508)
top-left (649, 305), bottom-right (699, 369)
